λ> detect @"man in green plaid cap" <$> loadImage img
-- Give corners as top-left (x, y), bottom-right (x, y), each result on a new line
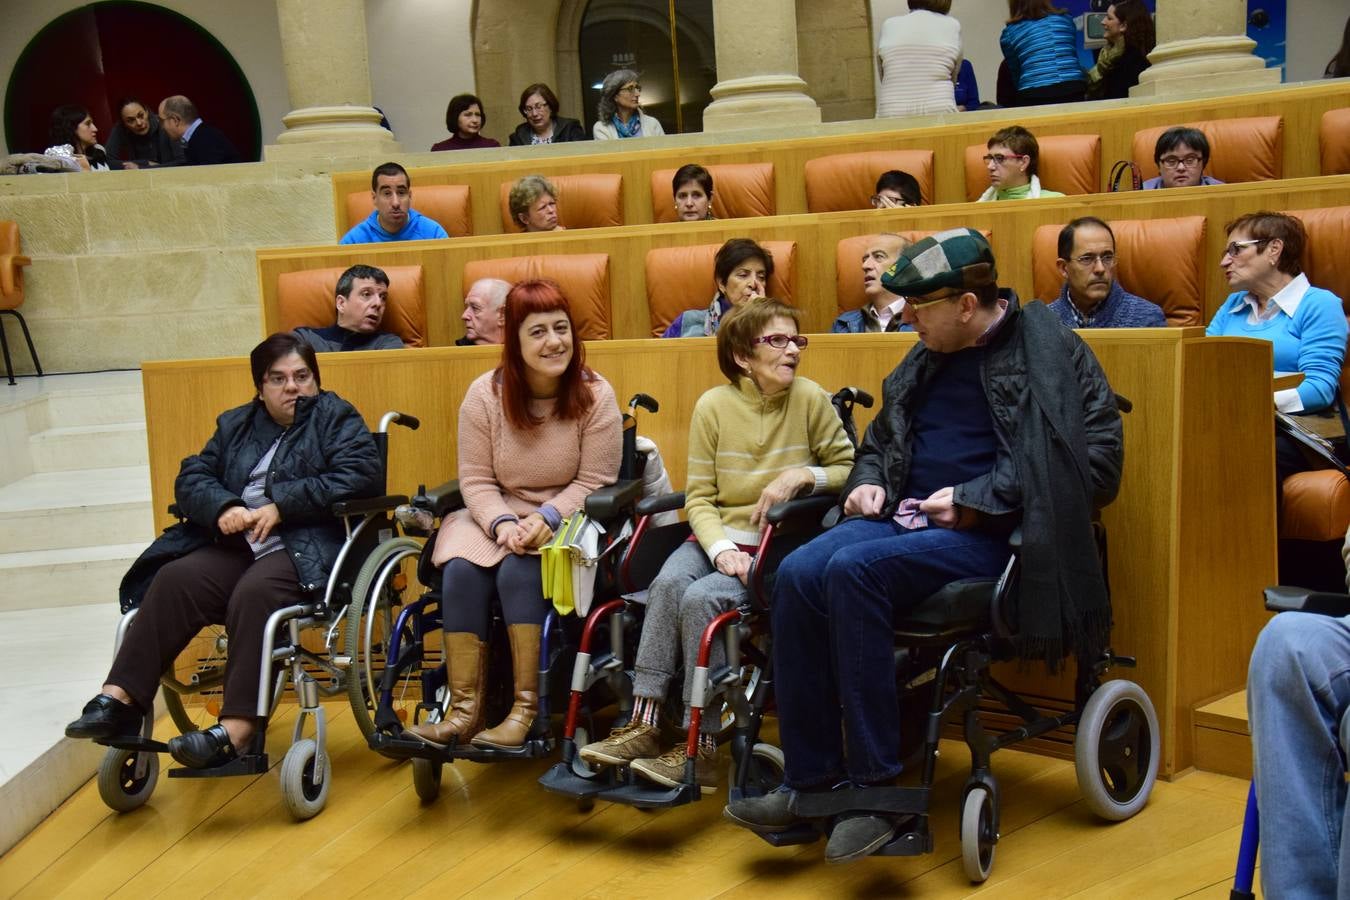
top-left (726, 227), bottom-right (1125, 863)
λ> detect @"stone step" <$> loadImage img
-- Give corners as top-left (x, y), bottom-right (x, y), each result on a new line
top-left (0, 543), bottom-right (145, 612)
top-left (29, 422), bottom-right (149, 473)
top-left (0, 467), bottom-right (154, 553)
top-left (40, 389), bottom-right (145, 429)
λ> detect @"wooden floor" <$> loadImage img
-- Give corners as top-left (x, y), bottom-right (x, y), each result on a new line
top-left (0, 702), bottom-right (1258, 899)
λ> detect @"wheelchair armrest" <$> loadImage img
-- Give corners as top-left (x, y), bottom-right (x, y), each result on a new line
top-left (332, 494), bottom-right (408, 517)
top-left (636, 491), bottom-right (685, 518)
top-left (584, 479), bottom-right (644, 523)
top-left (1264, 585), bottom-right (1350, 616)
top-left (415, 480), bottom-right (463, 518)
top-left (765, 494), bottom-right (839, 529)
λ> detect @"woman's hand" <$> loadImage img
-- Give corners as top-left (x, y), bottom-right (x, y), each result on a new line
top-left (248, 503), bottom-right (282, 543)
top-left (750, 467), bottom-right (815, 528)
top-left (918, 486), bottom-right (961, 529)
top-left (217, 506), bottom-right (252, 535)
top-left (504, 514), bottom-right (553, 554)
top-left (843, 484), bottom-right (887, 518)
top-left (715, 549), bottom-right (753, 585)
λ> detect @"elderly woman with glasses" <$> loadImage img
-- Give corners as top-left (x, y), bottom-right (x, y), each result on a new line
top-left (580, 298), bottom-right (854, 792)
top-left (592, 69), bottom-right (665, 140)
top-left (64, 332), bottom-right (382, 769)
top-left (1206, 211), bottom-right (1347, 484)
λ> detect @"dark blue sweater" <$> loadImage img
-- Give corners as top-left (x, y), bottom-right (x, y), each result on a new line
top-left (903, 346), bottom-right (998, 500)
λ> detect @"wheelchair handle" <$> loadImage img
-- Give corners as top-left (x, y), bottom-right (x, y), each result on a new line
top-left (628, 393), bottom-right (659, 414)
top-left (378, 411), bottom-right (421, 432)
top-left (832, 387), bottom-right (874, 409)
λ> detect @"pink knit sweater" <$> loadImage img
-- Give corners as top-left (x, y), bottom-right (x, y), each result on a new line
top-left (431, 369), bottom-right (622, 568)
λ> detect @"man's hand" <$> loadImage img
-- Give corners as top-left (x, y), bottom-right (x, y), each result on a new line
top-left (217, 506), bottom-right (252, 535)
top-left (248, 503), bottom-right (282, 543)
top-left (715, 549), bottom-right (753, 585)
top-left (919, 486), bottom-right (960, 529)
top-left (750, 468), bottom-right (815, 528)
top-left (843, 484), bottom-right (887, 517)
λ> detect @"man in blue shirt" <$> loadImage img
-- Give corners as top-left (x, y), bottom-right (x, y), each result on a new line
top-left (340, 162), bottom-right (449, 244)
top-left (1048, 217), bottom-right (1167, 329)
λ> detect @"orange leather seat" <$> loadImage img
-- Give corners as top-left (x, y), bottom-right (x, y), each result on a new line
top-left (1131, 116), bottom-right (1284, 185)
top-left (344, 184), bottom-right (472, 239)
top-left (804, 150), bottom-right (935, 212)
top-left (964, 134), bottom-right (1100, 201)
top-left (1288, 206), bottom-right (1350, 307)
top-left (649, 163), bottom-right (775, 223)
top-left (644, 242), bottom-right (798, 337)
top-left (1321, 109), bottom-right (1350, 176)
top-left (463, 254), bottom-right (611, 340)
top-left (0, 220), bottom-right (38, 384)
top-left (498, 174), bottom-right (623, 232)
top-left (275, 265), bottom-right (428, 347)
top-left (1028, 216), bottom-right (1205, 326)
top-left (834, 230), bottom-right (991, 319)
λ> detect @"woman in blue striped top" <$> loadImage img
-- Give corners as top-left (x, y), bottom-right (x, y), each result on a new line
top-left (1000, 0), bottom-right (1086, 107)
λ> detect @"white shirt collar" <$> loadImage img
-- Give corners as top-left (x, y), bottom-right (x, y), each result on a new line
top-left (1237, 272), bottom-right (1310, 320)
top-left (868, 296), bottom-right (907, 331)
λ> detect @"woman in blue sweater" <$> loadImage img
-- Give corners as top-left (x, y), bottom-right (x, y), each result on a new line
top-left (1206, 212), bottom-right (1347, 482)
top-left (1000, 0), bottom-right (1086, 106)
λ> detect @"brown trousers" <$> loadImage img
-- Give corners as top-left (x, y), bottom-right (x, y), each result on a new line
top-left (106, 543), bottom-right (307, 718)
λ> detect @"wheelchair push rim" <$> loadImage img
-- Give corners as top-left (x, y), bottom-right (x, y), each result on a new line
top-left (345, 537), bottom-right (424, 738)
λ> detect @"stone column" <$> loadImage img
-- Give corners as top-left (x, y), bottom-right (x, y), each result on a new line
top-left (701, 0), bottom-right (821, 133)
top-left (265, 0), bottom-right (400, 160)
top-left (1131, 0), bottom-right (1280, 98)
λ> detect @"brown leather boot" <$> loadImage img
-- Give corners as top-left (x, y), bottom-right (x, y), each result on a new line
top-left (471, 623), bottom-right (541, 749)
top-left (403, 632), bottom-right (487, 748)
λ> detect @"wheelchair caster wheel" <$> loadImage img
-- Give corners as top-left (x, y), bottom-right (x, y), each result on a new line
top-left (280, 738), bottom-right (330, 820)
top-left (730, 742), bottom-right (785, 796)
top-left (577, 798), bottom-right (595, 813)
top-left (1074, 679), bottom-right (1159, 821)
top-left (97, 747), bottom-right (159, 812)
top-left (412, 757), bottom-right (443, 802)
top-left (961, 784), bottom-right (997, 883)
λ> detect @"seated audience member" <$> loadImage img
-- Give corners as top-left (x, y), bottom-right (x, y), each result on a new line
top-left (45, 105), bottom-right (119, 172)
top-left (64, 333), bottom-right (382, 767)
top-left (1206, 212), bottom-right (1347, 484)
top-left (509, 83), bottom-right (588, 146)
top-left (294, 264), bottom-right (405, 352)
top-left (1143, 126), bottom-right (1224, 189)
top-left (874, 0), bottom-right (962, 118)
top-left (341, 162), bottom-right (450, 244)
top-left (105, 97), bottom-right (183, 167)
top-left (724, 228), bottom-right (1123, 862)
top-left (1000, 0), bottom-right (1086, 106)
top-left (159, 95), bottom-right (241, 165)
top-left (579, 298), bottom-right (853, 789)
top-left (1248, 527), bottom-right (1350, 898)
top-left (673, 164), bottom-right (715, 221)
top-left (403, 280), bottom-right (622, 750)
top-left (955, 59), bottom-right (981, 110)
top-left (1326, 16), bottom-right (1349, 77)
top-left (833, 233), bottom-right (915, 333)
top-left (978, 125), bottom-right (1064, 201)
top-left (662, 238), bottom-right (773, 338)
top-left (593, 69), bottom-right (665, 140)
top-left (457, 277), bottom-right (511, 346)
top-left (1048, 217), bottom-right (1165, 328)
top-left (1087, 1), bottom-right (1154, 100)
top-left (871, 170), bottom-right (923, 209)
top-left (509, 175), bottom-right (565, 233)
top-left (431, 93), bottom-right (501, 151)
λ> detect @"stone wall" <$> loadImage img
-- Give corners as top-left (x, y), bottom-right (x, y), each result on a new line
top-left (798, 0), bottom-right (876, 123)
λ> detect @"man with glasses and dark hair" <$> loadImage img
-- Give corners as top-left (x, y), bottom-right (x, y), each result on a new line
top-left (1144, 126), bottom-right (1224, 190)
top-left (1048, 217), bottom-right (1166, 328)
top-left (977, 125), bottom-right (1064, 201)
top-left (294, 264), bottom-right (406, 352)
top-left (725, 228), bottom-right (1123, 863)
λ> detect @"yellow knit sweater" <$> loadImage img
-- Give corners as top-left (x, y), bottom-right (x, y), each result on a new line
top-left (686, 375), bottom-right (855, 563)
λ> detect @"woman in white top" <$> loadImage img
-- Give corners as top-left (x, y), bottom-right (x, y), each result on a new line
top-left (592, 69), bottom-right (666, 140)
top-left (875, 0), bottom-right (963, 118)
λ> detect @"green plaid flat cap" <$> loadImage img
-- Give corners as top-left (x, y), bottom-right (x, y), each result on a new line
top-left (880, 227), bottom-right (997, 297)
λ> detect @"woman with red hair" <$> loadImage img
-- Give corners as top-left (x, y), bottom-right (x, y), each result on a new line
top-left (405, 280), bottom-right (622, 750)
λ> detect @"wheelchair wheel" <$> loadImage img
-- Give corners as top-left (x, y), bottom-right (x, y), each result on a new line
top-left (730, 742), bottom-right (785, 797)
top-left (280, 738), bottom-right (330, 820)
top-left (961, 785), bottom-right (997, 883)
top-left (346, 537), bottom-right (423, 738)
top-left (163, 624), bottom-right (230, 734)
top-left (1074, 678), bottom-right (1159, 821)
top-left (97, 748), bottom-right (159, 812)
top-left (412, 757), bottom-right (442, 803)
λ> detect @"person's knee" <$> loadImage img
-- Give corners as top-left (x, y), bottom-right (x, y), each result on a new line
top-left (1251, 613), bottom-right (1340, 693)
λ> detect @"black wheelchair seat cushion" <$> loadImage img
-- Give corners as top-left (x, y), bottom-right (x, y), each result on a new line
top-left (894, 578), bottom-right (996, 638)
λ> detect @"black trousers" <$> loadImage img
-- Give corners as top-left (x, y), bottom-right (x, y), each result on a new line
top-left (105, 544), bottom-right (306, 719)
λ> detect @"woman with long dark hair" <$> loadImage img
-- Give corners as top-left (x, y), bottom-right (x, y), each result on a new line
top-left (1327, 15), bottom-right (1350, 78)
top-left (45, 104), bottom-right (121, 171)
top-left (1087, 1), bottom-right (1156, 99)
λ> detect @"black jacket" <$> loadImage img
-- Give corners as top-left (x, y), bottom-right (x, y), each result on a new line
top-left (508, 116), bottom-right (589, 146)
top-left (105, 115), bottom-right (184, 166)
top-left (183, 121), bottom-right (241, 165)
top-left (118, 391), bottom-right (382, 611)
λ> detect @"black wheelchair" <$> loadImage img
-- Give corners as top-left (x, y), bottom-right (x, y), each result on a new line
top-left (349, 394), bottom-right (660, 803)
top-left (538, 387), bottom-right (876, 810)
top-left (94, 411), bottom-right (420, 820)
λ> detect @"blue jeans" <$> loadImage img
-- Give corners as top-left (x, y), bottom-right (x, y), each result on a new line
top-left (771, 517), bottom-right (1009, 788)
top-left (1249, 612), bottom-right (1350, 899)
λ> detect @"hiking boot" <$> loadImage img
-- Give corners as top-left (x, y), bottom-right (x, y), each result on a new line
top-left (577, 721), bottom-right (660, 767)
top-left (630, 744), bottom-right (717, 793)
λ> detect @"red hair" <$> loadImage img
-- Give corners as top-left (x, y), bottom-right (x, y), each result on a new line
top-left (498, 279), bottom-right (596, 430)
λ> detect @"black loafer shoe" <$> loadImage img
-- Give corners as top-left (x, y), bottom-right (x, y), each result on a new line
top-left (167, 724), bottom-right (239, 769)
top-left (65, 694), bottom-right (143, 739)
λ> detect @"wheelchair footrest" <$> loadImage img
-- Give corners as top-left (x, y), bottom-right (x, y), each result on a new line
top-left (537, 761), bottom-right (616, 798)
top-left (872, 825), bottom-right (933, 857)
top-left (96, 735), bottom-right (168, 754)
top-left (791, 785), bottom-right (929, 818)
top-left (755, 823), bottom-right (822, 847)
top-left (596, 780), bottom-right (700, 809)
top-left (168, 753), bottom-right (269, 778)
